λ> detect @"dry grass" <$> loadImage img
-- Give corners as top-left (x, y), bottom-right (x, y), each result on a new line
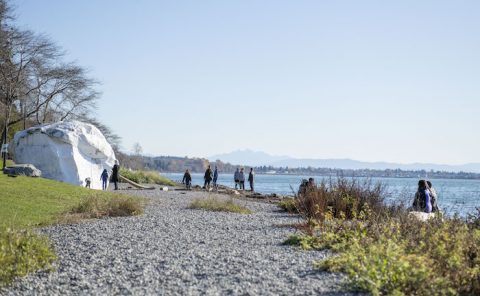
top-left (189, 197), bottom-right (252, 214)
top-left (68, 193), bottom-right (144, 220)
top-left (296, 177), bottom-right (386, 222)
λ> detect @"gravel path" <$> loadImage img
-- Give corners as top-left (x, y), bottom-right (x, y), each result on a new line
top-left (2, 189), bottom-right (357, 295)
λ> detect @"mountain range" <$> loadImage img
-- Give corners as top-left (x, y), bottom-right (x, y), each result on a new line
top-left (209, 150), bottom-right (480, 173)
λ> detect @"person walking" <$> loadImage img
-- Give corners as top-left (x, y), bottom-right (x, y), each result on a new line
top-left (111, 160), bottom-right (120, 190)
top-left (182, 169), bottom-right (192, 190)
top-left (239, 168), bottom-right (245, 190)
top-left (234, 168), bottom-right (240, 189)
top-left (248, 168), bottom-right (255, 192)
top-left (213, 166), bottom-right (219, 189)
top-left (204, 165), bottom-right (213, 190)
top-left (100, 169), bottom-right (109, 190)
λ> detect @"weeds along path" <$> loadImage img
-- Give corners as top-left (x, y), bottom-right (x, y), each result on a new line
top-left (2, 189), bottom-right (358, 295)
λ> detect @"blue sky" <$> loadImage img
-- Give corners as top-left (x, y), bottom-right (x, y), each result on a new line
top-left (15, 0), bottom-right (479, 164)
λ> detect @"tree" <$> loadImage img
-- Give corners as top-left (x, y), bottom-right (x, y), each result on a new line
top-left (0, 0), bottom-right (101, 169)
top-left (133, 142), bottom-right (143, 156)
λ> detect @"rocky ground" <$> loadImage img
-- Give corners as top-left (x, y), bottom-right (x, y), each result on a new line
top-left (2, 187), bottom-right (358, 295)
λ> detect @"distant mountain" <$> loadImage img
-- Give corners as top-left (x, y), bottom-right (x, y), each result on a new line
top-left (209, 150), bottom-right (480, 173)
top-left (270, 159), bottom-right (480, 173)
top-left (209, 149), bottom-right (291, 167)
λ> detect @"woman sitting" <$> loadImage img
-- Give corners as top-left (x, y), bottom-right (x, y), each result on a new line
top-left (412, 180), bottom-right (433, 213)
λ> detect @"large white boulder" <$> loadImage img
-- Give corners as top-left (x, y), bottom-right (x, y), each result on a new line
top-left (11, 121), bottom-right (116, 190)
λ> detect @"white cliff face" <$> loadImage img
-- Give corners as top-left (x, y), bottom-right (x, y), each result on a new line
top-left (11, 121), bottom-right (116, 190)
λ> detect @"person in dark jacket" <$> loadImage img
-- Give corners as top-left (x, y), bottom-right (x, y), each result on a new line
top-left (182, 169), bottom-right (192, 190)
top-left (204, 165), bottom-right (213, 190)
top-left (100, 169), bottom-right (109, 190)
top-left (248, 168), bottom-right (254, 192)
top-left (111, 160), bottom-right (120, 190)
top-left (213, 166), bottom-right (219, 189)
top-left (234, 168), bottom-right (240, 189)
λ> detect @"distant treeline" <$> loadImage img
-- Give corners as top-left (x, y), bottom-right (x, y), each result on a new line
top-left (117, 154), bottom-right (480, 180)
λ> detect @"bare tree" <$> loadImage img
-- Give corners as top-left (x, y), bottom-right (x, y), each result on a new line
top-left (133, 142), bottom-right (143, 156)
top-left (0, 0), bottom-right (101, 168)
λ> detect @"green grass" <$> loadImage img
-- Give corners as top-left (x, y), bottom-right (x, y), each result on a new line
top-left (0, 172), bottom-right (143, 227)
top-left (120, 168), bottom-right (176, 186)
top-left (189, 197), bottom-right (252, 214)
top-left (0, 226), bottom-right (56, 285)
top-left (0, 167), bottom-right (144, 286)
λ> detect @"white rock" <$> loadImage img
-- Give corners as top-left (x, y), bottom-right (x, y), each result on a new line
top-left (408, 211), bottom-right (436, 222)
top-left (4, 164), bottom-right (42, 177)
top-left (11, 121), bottom-right (116, 190)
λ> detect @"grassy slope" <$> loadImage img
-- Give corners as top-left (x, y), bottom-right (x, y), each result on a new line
top-left (0, 172), bottom-right (133, 228)
top-left (120, 168), bottom-right (177, 186)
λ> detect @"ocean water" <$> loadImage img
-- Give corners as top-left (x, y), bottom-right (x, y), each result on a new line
top-left (164, 173), bottom-right (480, 217)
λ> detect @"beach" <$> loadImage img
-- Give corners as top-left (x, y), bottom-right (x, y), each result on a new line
top-left (1, 186), bottom-right (356, 295)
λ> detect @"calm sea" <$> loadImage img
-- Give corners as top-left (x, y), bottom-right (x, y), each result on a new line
top-left (164, 173), bottom-right (480, 217)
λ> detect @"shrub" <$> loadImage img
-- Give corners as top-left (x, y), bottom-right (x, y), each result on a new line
top-left (70, 193), bottom-right (144, 219)
top-left (119, 168), bottom-right (176, 186)
top-left (296, 177), bottom-right (385, 222)
top-left (189, 197), bottom-right (252, 214)
top-left (287, 177), bottom-right (480, 295)
top-left (0, 227), bottom-right (56, 286)
top-left (277, 198), bottom-right (298, 213)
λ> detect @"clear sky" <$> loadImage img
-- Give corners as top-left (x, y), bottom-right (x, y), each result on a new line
top-left (15, 0), bottom-right (480, 164)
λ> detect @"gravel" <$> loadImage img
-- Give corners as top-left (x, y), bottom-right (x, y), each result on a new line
top-left (2, 189), bottom-right (358, 295)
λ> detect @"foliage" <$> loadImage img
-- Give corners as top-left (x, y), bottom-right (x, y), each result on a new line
top-left (277, 198), bottom-right (298, 213)
top-left (296, 177), bottom-right (386, 222)
top-left (70, 194), bottom-right (144, 219)
top-left (283, 234), bottom-right (322, 250)
top-left (287, 177), bottom-right (480, 295)
top-left (0, 226), bottom-right (56, 286)
top-left (189, 197), bottom-right (252, 214)
top-left (119, 168), bottom-right (176, 186)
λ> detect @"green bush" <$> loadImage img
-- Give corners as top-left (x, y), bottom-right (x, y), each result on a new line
top-left (119, 168), bottom-right (176, 186)
top-left (189, 197), bottom-right (252, 214)
top-left (0, 227), bottom-right (56, 286)
top-left (278, 198), bottom-right (298, 213)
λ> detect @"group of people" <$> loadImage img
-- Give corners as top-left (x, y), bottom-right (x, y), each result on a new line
top-left (181, 166), bottom-right (255, 191)
top-left (412, 179), bottom-right (439, 213)
top-left (98, 160), bottom-right (120, 190)
top-left (233, 167), bottom-right (255, 191)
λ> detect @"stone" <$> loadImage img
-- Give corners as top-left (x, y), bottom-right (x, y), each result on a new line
top-left (408, 211), bottom-right (436, 222)
top-left (10, 121), bottom-right (116, 190)
top-left (3, 164), bottom-right (42, 177)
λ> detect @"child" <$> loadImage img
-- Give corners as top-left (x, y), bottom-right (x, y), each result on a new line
top-left (85, 177), bottom-right (91, 188)
top-left (100, 169), bottom-right (109, 190)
